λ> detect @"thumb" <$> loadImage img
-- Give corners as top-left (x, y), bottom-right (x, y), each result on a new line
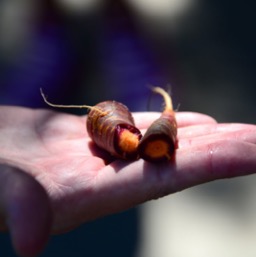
top-left (0, 164), bottom-right (52, 257)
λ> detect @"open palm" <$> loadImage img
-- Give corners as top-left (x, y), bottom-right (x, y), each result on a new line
top-left (1, 106), bottom-right (256, 257)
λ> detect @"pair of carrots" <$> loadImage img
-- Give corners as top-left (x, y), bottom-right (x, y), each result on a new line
top-left (41, 87), bottom-right (177, 163)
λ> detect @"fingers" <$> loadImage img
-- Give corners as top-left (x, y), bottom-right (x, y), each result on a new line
top-left (133, 112), bottom-right (217, 129)
top-left (88, 138), bottom-right (256, 220)
top-left (179, 123), bottom-right (256, 138)
top-left (0, 165), bottom-right (52, 257)
top-left (178, 123), bottom-right (256, 148)
top-left (172, 140), bottom-right (256, 191)
top-left (176, 112), bottom-right (217, 127)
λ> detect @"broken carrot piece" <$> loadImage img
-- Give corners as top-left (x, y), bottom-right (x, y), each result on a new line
top-left (138, 87), bottom-right (178, 162)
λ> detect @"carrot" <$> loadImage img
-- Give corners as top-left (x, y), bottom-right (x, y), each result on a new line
top-left (138, 87), bottom-right (178, 162)
top-left (40, 89), bottom-right (142, 160)
top-left (86, 101), bottom-right (142, 160)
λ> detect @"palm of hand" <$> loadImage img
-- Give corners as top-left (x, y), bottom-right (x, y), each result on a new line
top-left (1, 106), bottom-right (256, 236)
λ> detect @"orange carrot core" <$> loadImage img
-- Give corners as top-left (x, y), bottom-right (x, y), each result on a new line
top-left (118, 129), bottom-right (140, 153)
top-left (144, 139), bottom-right (170, 159)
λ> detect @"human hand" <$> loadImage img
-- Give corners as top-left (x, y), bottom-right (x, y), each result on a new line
top-left (0, 106), bottom-right (256, 257)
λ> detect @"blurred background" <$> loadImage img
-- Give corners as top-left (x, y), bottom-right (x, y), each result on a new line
top-left (0, 0), bottom-right (256, 256)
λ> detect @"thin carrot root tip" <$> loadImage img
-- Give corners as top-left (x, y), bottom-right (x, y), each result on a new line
top-left (40, 88), bottom-right (107, 115)
top-left (151, 86), bottom-right (173, 112)
top-left (118, 130), bottom-right (140, 153)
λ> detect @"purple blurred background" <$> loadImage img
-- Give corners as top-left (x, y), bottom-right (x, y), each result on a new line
top-left (0, 0), bottom-right (179, 114)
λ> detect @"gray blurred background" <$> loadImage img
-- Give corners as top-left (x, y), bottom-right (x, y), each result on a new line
top-left (0, 0), bottom-right (256, 256)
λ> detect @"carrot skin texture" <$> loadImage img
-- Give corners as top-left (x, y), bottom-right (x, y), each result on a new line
top-left (86, 101), bottom-right (142, 160)
top-left (138, 110), bottom-right (177, 162)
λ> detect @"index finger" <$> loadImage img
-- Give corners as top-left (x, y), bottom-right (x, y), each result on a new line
top-left (133, 112), bottom-right (217, 129)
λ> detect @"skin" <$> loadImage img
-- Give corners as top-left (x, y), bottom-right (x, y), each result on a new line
top-left (0, 106), bottom-right (256, 257)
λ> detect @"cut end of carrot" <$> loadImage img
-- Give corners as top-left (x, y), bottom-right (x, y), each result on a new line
top-left (143, 139), bottom-right (171, 160)
top-left (118, 129), bottom-right (140, 153)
